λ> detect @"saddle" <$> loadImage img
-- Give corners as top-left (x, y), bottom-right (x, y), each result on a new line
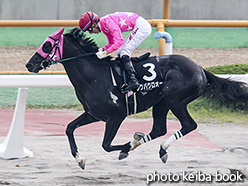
top-left (110, 53), bottom-right (163, 93)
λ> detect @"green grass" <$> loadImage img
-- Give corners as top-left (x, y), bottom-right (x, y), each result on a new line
top-left (187, 93), bottom-right (248, 124)
top-left (165, 27), bottom-right (248, 48)
top-left (0, 27), bottom-right (248, 48)
top-left (0, 87), bottom-right (79, 106)
top-left (206, 64), bottom-right (248, 74)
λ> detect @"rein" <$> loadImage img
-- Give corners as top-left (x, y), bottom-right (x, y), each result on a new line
top-left (41, 52), bottom-right (96, 69)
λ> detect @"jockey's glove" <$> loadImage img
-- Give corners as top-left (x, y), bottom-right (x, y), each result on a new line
top-left (96, 50), bottom-right (108, 59)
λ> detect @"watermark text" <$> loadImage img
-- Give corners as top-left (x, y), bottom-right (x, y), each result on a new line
top-left (146, 171), bottom-right (244, 184)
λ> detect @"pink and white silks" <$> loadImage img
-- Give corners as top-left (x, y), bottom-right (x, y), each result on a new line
top-left (99, 12), bottom-right (151, 57)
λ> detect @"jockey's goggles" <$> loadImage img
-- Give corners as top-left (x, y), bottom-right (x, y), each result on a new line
top-left (87, 24), bottom-right (99, 34)
top-left (87, 26), bottom-right (94, 33)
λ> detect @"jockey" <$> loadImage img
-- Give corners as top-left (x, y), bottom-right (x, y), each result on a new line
top-left (79, 12), bottom-right (152, 92)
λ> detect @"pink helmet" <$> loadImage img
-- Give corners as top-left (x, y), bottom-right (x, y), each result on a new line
top-left (79, 12), bottom-right (98, 32)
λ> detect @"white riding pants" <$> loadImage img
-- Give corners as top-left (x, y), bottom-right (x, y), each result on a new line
top-left (117, 16), bottom-right (152, 57)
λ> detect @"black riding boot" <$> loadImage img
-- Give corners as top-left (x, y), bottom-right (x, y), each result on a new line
top-left (121, 55), bottom-right (140, 91)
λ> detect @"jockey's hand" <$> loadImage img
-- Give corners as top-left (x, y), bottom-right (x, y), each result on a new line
top-left (98, 48), bottom-right (103, 52)
top-left (96, 50), bottom-right (109, 59)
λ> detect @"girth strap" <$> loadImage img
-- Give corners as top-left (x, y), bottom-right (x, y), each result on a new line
top-left (110, 67), bottom-right (117, 87)
top-left (125, 91), bottom-right (137, 116)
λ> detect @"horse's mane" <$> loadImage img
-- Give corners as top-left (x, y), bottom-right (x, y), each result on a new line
top-left (64, 28), bottom-right (98, 53)
top-left (64, 28), bottom-right (112, 62)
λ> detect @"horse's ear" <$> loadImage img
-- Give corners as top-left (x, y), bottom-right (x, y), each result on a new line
top-left (51, 28), bottom-right (65, 40)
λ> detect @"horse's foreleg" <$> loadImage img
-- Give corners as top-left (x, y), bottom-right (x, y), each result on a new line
top-left (101, 117), bottom-right (130, 159)
top-left (65, 112), bottom-right (99, 169)
top-left (160, 104), bottom-right (197, 163)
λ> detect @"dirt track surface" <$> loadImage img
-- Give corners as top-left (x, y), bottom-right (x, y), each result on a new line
top-left (0, 47), bottom-right (247, 71)
top-left (0, 110), bottom-right (247, 186)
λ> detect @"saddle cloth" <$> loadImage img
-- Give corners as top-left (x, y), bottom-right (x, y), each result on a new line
top-left (110, 53), bottom-right (164, 116)
top-left (110, 53), bottom-right (164, 93)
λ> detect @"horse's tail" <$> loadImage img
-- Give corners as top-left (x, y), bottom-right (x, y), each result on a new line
top-left (204, 69), bottom-right (248, 103)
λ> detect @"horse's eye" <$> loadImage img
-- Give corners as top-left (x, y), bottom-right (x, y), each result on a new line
top-left (42, 42), bottom-right (53, 53)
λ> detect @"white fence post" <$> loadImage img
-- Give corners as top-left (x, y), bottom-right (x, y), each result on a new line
top-left (0, 88), bottom-right (33, 159)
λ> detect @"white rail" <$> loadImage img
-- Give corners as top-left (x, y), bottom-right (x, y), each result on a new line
top-left (0, 74), bottom-right (247, 88)
top-left (216, 74), bottom-right (248, 85)
top-left (0, 75), bottom-right (72, 87)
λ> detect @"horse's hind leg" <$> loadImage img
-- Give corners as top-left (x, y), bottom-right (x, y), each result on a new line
top-left (130, 98), bottom-right (169, 151)
top-left (158, 68), bottom-right (205, 163)
top-left (160, 102), bottom-right (198, 163)
top-left (65, 112), bottom-right (99, 169)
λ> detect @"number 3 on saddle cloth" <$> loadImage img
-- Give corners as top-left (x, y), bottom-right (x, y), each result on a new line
top-left (110, 53), bottom-right (164, 115)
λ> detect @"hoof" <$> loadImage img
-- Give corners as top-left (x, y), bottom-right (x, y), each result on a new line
top-left (133, 132), bottom-right (145, 141)
top-left (78, 159), bottom-right (86, 170)
top-left (130, 132), bottom-right (145, 151)
top-left (159, 146), bottom-right (168, 164)
top-left (118, 152), bottom-right (129, 160)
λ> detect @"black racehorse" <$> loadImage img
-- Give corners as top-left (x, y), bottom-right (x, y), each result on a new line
top-left (26, 28), bottom-right (248, 170)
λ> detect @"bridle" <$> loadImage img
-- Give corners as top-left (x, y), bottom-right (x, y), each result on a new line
top-left (39, 36), bottom-right (62, 69)
top-left (39, 35), bottom-right (96, 70)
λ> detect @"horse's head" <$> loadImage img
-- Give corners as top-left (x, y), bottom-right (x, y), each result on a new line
top-left (26, 28), bottom-right (64, 73)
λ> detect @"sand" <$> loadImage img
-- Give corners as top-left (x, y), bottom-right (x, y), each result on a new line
top-left (0, 115), bottom-right (247, 186)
